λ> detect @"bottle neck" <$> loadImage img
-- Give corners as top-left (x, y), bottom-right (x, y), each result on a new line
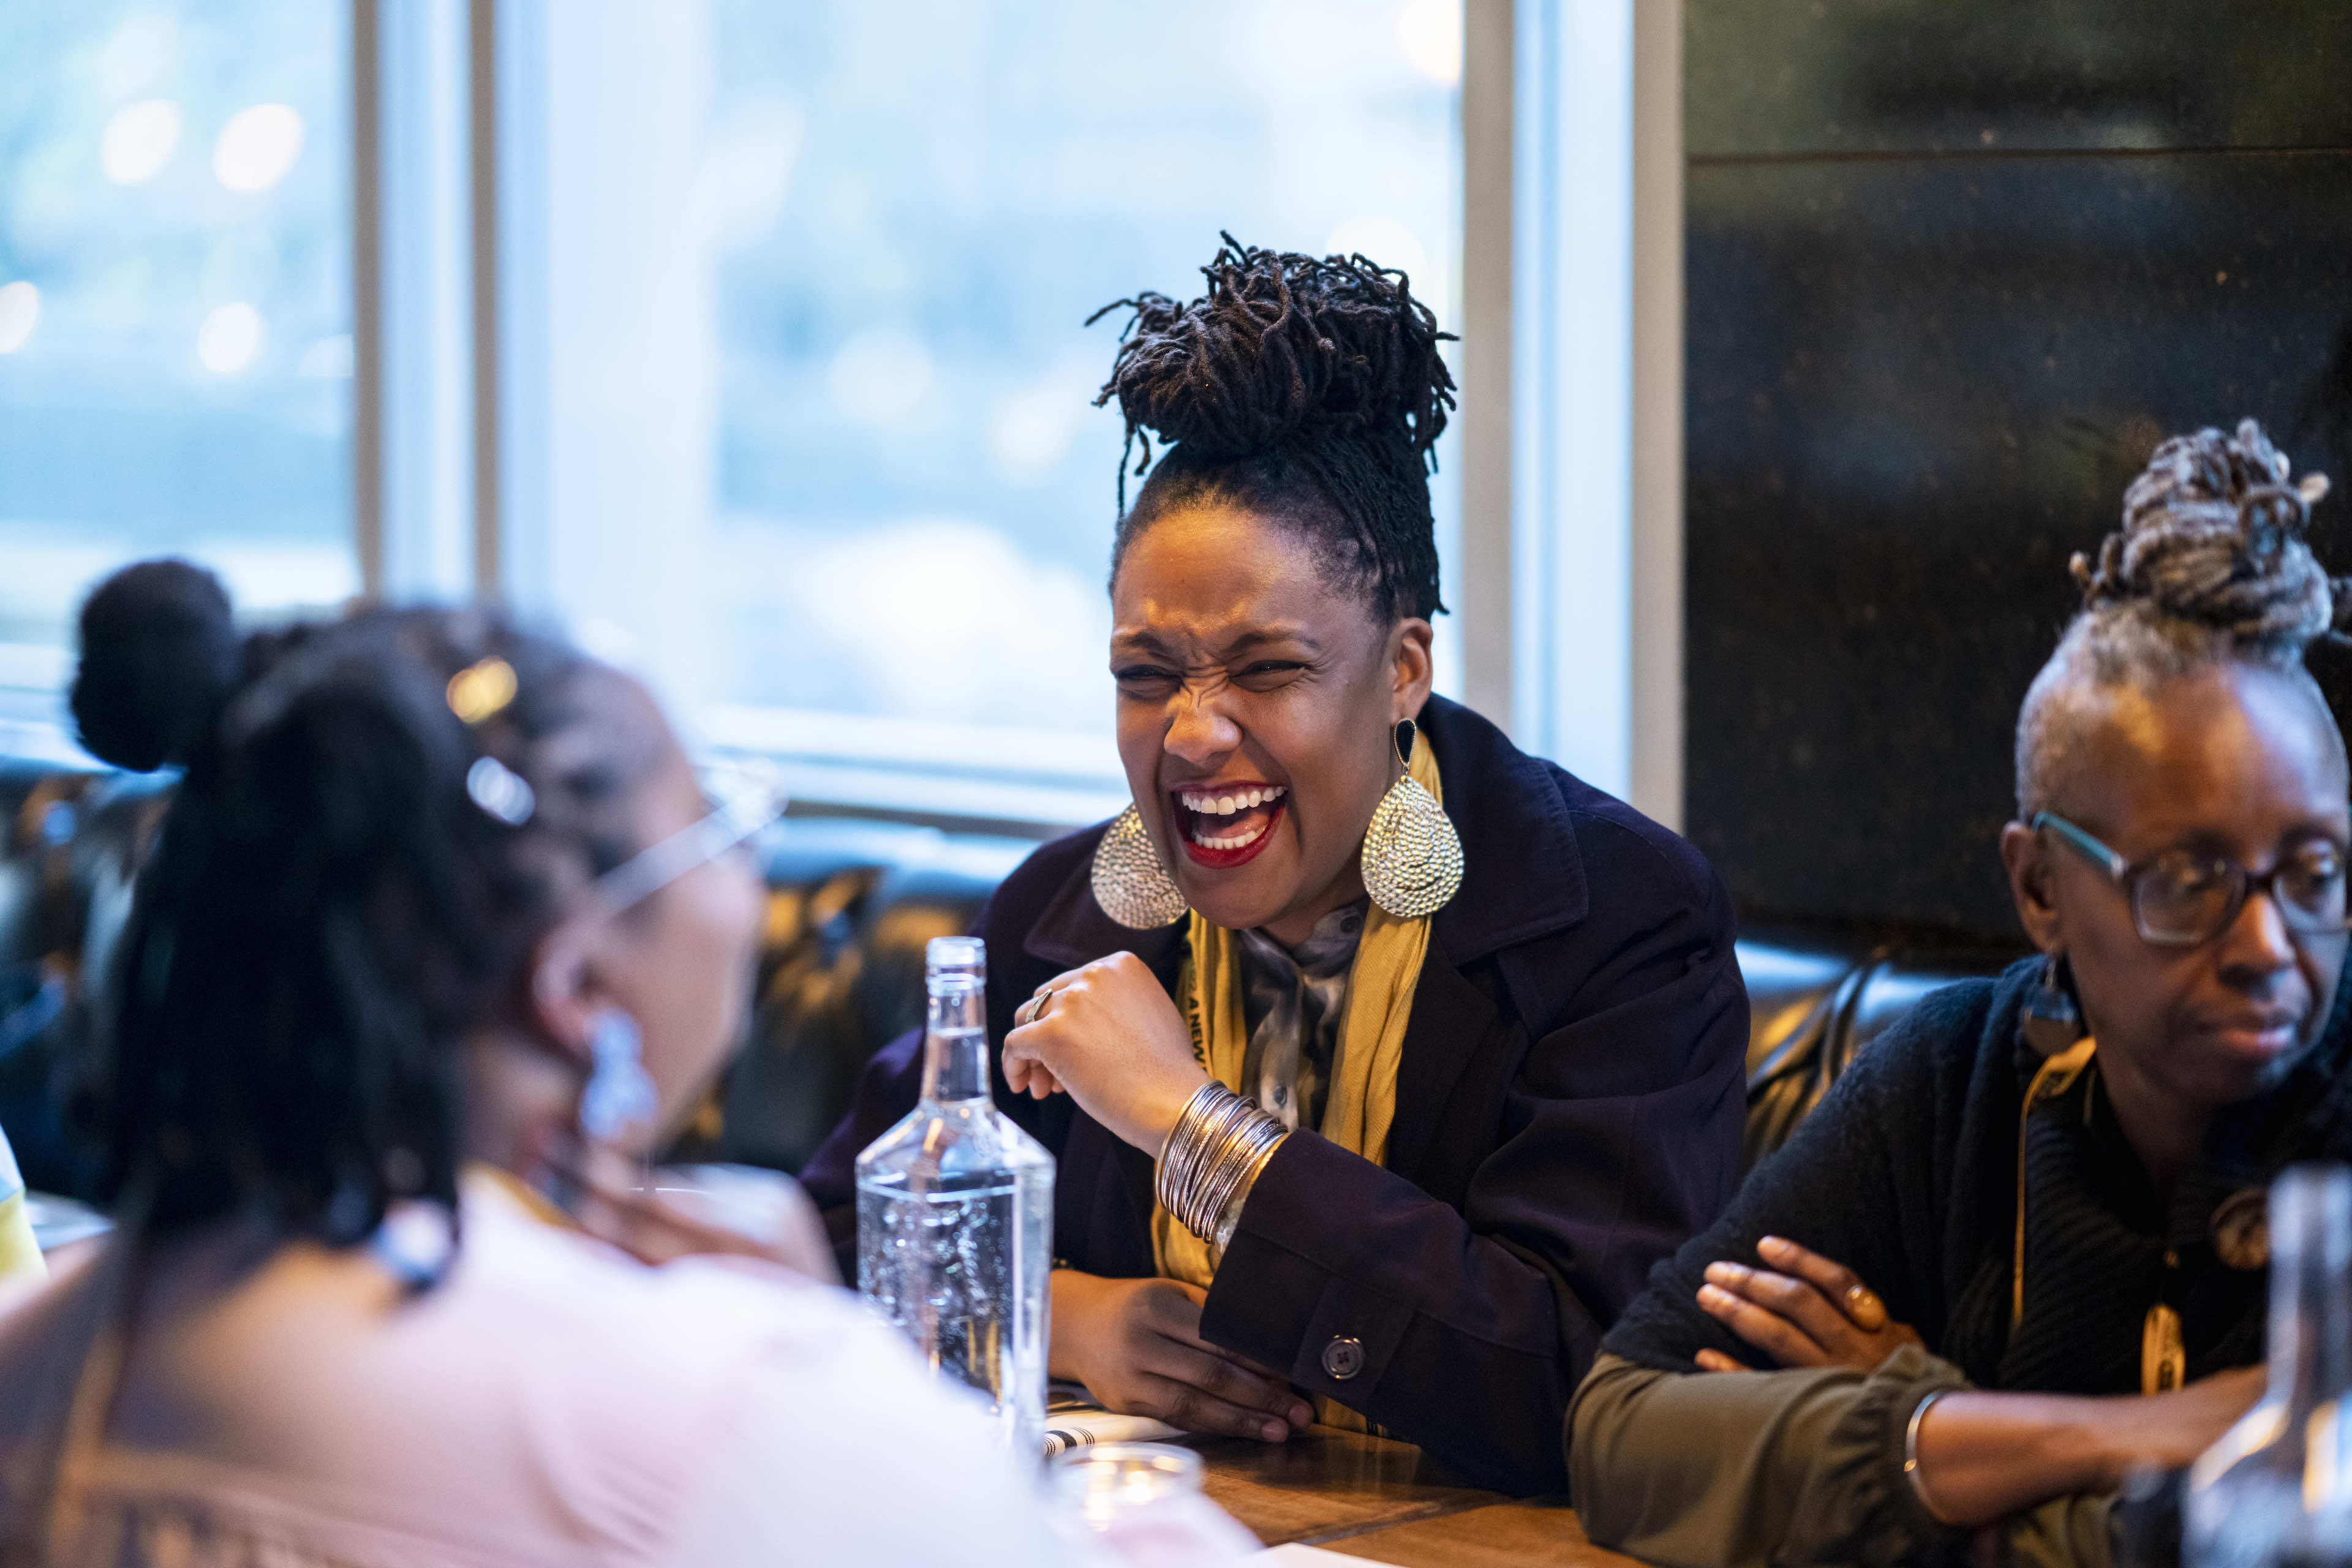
top-left (919, 978), bottom-right (993, 1104)
top-left (2267, 1169), bottom-right (2352, 1415)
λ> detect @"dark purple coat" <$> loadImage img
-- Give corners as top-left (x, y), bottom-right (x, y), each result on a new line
top-left (800, 695), bottom-right (1748, 1493)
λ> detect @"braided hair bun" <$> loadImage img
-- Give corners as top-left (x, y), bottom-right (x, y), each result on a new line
top-left (2071, 418), bottom-right (2340, 662)
top-left (1093, 235), bottom-right (1457, 621)
top-left (2016, 418), bottom-right (2342, 815)
top-left (71, 559), bottom-right (243, 772)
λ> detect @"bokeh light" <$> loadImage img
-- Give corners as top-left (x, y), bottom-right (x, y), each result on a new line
top-left (1396, 0), bottom-right (1463, 88)
top-left (213, 103), bottom-right (304, 192)
top-left (99, 98), bottom-right (183, 184)
top-left (0, 283), bottom-right (39, 354)
top-left (197, 302), bottom-right (265, 372)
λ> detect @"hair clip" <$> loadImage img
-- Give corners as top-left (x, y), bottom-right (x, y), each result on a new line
top-left (466, 755), bottom-right (536, 826)
top-left (446, 657), bottom-right (518, 726)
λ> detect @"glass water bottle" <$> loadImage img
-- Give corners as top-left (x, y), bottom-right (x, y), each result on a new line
top-left (2185, 1164), bottom-right (2352, 1568)
top-left (855, 936), bottom-right (1055, 1458)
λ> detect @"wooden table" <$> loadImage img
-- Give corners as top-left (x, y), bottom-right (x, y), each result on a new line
top-left (1182, 1427), bottom-right (1638, 1566)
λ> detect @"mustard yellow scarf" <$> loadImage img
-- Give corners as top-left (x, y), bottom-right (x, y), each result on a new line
top-left (1153, 734), bottom-right (1443, 1430)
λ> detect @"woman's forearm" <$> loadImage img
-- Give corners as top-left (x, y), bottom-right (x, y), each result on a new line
top-left (1907, 1391), bottom-right (2120, 1526)
top-left (1913, 1368), bottom-right (2266, 1528)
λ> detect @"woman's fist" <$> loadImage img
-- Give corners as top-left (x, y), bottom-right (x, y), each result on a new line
top-left (1002, 951), bottom-right (1209, 1152)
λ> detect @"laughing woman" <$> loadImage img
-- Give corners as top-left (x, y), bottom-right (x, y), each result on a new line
top-left (801, 239), bottom-right (1749, 1493)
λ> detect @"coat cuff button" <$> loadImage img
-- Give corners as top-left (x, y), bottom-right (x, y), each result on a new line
top-left (1321, 1336), bottom-right (1365, 1381)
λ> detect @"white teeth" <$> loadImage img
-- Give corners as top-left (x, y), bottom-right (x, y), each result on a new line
top-left (1194, 814), bottom-right (1272, 851)
top-left (1177, 784), bottom-right (1285, 816)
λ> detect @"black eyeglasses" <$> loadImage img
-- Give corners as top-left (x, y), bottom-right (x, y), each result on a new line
top-left (2031, 810), bottom-right (2350, 948)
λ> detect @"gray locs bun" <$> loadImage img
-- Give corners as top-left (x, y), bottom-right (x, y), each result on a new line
top-left (2071, 417), bottom-right (2340, 659)
top-left (2015, 418), bottom-right (2340, 817)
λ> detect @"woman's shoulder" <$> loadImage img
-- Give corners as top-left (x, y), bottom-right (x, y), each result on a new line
top-left (987, 821), bottom-right (1109, 922)
top-left (1809, 962), bottom-right (2034, 1114)
top-left (1423, 694), bottom-right (1722, 919)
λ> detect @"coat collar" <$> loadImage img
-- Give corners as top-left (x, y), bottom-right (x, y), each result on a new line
top-left (1023, 693), bottom-right (1590, 972)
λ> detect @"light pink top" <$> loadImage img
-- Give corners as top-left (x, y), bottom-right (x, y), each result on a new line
top-left (0, 1175), bottom-right (1086, 1567)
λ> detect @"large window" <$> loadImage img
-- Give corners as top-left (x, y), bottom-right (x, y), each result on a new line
top-left (0, 3), bottom-right (351, 735)
top-left (693, 0), bottom-right (1463, 802)
top-left (0, 2), bottom-right (1505, 826)
top-left (502, 0), bottom-right (1464, 824)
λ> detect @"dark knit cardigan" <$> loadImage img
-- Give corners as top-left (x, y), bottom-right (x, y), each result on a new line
top-left (1603, 952), bottom-right (2352, 1393)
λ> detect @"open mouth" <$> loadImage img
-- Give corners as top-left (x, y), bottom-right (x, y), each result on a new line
top-left (1170, 782), bottom-right (1287, 870)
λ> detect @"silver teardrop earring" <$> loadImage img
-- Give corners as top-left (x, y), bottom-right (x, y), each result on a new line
top-left (1090, 804), bottom-right (1189, 929)
top-left (580, 1008), bottom-right (658, 1144)
top-left (1361, 718), bottom-right (1463, 919)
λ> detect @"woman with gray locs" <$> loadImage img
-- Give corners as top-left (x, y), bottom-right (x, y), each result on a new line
top-left (1572, 420), bottom-right (2351, 1567)
top-left (802, 237), bottom-right (1750, 1493)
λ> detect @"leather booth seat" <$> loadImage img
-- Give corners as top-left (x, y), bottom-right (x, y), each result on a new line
top-left (0, 765), bottom-right (2024, 1199)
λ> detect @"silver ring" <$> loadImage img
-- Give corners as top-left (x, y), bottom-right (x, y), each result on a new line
top-left (1021, 987), bottom-right (1058, 1027)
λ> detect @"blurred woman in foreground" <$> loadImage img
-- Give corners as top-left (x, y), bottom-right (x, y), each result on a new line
top-left (0, 562), bottom-right (1101, 1566)
top-left (1572, 421), bottom-right (2350, 1566)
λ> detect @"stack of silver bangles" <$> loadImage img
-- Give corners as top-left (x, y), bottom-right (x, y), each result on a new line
top-left (1157, 1081), bottom-right (1289, 1250)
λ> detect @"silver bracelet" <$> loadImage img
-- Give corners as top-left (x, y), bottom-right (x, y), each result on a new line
top-left (1158, 1084), bottom-right (1252, 1231)
top-left (1156, 1082), bottom-right (1287, 1244)
top-left (1904, 1388), bottom-right (1950, 1519)
top-left (1210, 1131), bottom-right (1286, 1251)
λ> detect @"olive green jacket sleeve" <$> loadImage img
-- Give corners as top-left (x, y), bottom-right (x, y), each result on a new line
top-left (1567, 1349), bottom-right (2119, 1568)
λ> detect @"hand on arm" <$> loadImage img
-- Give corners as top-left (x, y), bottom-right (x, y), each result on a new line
top-left (1687, 1238), bottom-right (2267, 1526)
top-left (1001, 952), bottom-right (1209, 1153)
top-left (1694, 1235), bottom-right (1923, 1373)
top-left (1049, 1268), bottom-right (1313, 1442)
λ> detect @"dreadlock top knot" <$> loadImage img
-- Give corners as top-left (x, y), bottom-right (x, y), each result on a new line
top-left (72, 559), bottom-right (243, 773)
top-left (1095, 235), bottom-right (1458, 623)
top-left (1092, 234), bottom-right (1456, 470)
top-left (2069, 418), bottom-right (2340, 659)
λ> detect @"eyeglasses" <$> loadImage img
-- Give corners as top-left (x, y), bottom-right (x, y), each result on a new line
top-left (589, 758), bottom-right (785, 916)
top-left (2030, 810), bottom-right (2349, 948)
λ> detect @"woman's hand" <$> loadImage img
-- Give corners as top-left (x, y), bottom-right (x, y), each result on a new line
top-left (1002, 952), bottom-right (1209, 1152)
top-left (1694, 1235), bottom-right (1923, 1373)
top-left (1051, 1270), bottom-right (1313, 1443)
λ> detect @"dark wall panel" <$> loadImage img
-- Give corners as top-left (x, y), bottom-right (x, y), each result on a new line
top-left (1689, 2), bottom-right (2352, 157)
top-left (1683, 2), bottom-right (2352, 940)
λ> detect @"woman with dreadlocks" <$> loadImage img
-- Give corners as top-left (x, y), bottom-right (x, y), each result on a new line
top-left (0, 562), bottom-right (1138, 1566)
top-left (802, 238), bottom-right (1749, 1493)
top-left (1570, 421), bottom-right (2349, 1568)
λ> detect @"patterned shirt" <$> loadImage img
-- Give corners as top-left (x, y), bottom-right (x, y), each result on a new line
top-left (1235, 898), bottom-right (1369, 1133)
